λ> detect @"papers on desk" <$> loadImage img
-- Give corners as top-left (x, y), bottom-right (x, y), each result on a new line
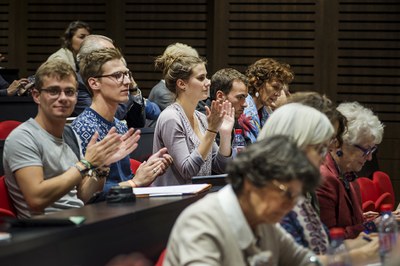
top-left (133, 183), bottom-right (212, 197)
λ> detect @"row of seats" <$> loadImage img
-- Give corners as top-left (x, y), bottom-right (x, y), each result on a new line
top-left (357, 171), bottom-right (396, 212)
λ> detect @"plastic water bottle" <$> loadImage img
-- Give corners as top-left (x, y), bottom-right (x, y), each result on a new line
top-left (327, 228), bottom-right (351, 266)
top-left (379, 204), bottom-right (398, 264)
top-left (232, 129), bottom-right (246, 154)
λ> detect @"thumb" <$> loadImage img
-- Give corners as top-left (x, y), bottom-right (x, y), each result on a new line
top-left (205, 106), bottom-right (210, 117)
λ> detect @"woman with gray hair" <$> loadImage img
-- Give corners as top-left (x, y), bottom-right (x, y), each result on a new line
top-left (164, 135), bottom-right (322, 266)
top-left (258, 102), bottom-right (379, 264)
top-left (317, 101), bottom-right (384, 239)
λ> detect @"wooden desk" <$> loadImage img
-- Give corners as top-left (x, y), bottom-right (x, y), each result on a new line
top-left (0, 96), bottom-right (37, 122)
top-left (0, 194), bottom-right (204, 266)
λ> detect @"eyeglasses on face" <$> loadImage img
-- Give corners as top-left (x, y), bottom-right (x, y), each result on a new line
top-left (270, 180), bottom-right (303, 203)
top-left (40, 87), bottom-right (77, 97)
top-left (94, 70), bottom-right (132, 83)
top-left (353, 144), bottom-right (377, 157)
top-left (310, 143), bottom-right (329, 158)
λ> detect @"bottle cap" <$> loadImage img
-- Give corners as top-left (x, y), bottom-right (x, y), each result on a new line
top-left (330, 227), bottom-right (345, 238)
top-left (235, 129), bottom-right (243, 135)
top-left (380, 204), bottom-right (393, 212)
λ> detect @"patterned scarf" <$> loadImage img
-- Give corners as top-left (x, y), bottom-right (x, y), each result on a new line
top-left (293, 197), bottom-right (329, 255)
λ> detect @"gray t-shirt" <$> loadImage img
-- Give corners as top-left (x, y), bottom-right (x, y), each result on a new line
top-left (3, 118), bottom-right (84, 218)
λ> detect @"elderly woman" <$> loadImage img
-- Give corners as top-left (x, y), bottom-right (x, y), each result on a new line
top-left (317, 101), bottom-right (384, 239)
top-left (48, 21), bottom-right (91, 71)
top-left (164, 135), bottom-right (322, 266)
top-left (152, 55), bottom-right (234, 186)
top-left (258, 102), bottom-right (379, 264)
top-left (239, 58), bottom-right (294, 143)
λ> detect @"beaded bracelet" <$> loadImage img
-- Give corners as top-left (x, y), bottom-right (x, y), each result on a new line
top-left (80, 159), bottom-right (93, 169)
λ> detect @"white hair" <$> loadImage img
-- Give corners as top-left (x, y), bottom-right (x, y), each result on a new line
top-left (258, 103), bottom-right (334, 149)
top-left (77, 34), bottom-right (114, 61)
top-left (337, 102), bottom-right (384, 144)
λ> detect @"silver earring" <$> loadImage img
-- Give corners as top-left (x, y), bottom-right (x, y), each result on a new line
top-left (255, 92), bottom-right (259, 98)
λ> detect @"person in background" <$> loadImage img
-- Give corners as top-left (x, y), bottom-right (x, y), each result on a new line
top-left (164, 135), bottom-right (323, 266)
top-left (239, 58), bottom-right (294, 143)
top-left (270, 84), bottom-right (290, 111)
top-left (147, 42), bottom-right (207, 126)
top-left (72, 48), bottom-right (172, 193)
top-left (209, 67), bottom-right (248, 145)
top-left (210, 68), bottom-right (248, 124)
top-left (47, 21), bottom-right (91, 71)
top-left (258, 102), bottom-right (379, 264)
top-left (149, 43), bottom-right (199, 111)
top-left (317, 101), bottom-right (384, 239)
top-left (73, 34), bottom-right (159, 127)
top-left (152, 55), bottom-right (234, 186)
top-left (3, 59), bottom-right (138, 218)
top-left (0, 74), bottom-right (30, 96)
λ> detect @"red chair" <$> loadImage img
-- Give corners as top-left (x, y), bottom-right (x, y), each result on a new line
top-left (155, 248), bottom-right (166, 266)
top-left (0, 176), bottom-right (16, 217)
top-left (356, 177), bottom-right (380, 212)
top-left (375, 192), bottom-right (393, 212)
top-left (129, 158), bottom-right (141, 175)
top-left (362, 200), bottom-right (376, 212)
top-left (372, 171), bottom-right (395, 207)
top-left (0, 120), bottom-right (22, 140)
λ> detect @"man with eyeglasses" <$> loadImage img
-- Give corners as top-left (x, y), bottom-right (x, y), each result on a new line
top-left (3, 59), bottom-right (139, 218)
top-left (71, 48), bottom-right (173, 194)
top-left (74, 34), bottom-right (160, 128)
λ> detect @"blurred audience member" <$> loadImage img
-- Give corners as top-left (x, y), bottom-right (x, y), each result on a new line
top-left (48, 21), bottom-right (91, 71)
top-left (164, 136), bottom-right (321, 265)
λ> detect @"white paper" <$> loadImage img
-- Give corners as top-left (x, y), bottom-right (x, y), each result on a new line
top-left (133, 184), bottom-right (211, 197)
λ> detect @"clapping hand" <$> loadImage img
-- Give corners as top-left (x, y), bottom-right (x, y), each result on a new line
top-left (218, 101), bottom-right (235, 136)
top-left (104, 128), bottom-right (141, 165)
top-left (205, 100), bottom-right (234, 134)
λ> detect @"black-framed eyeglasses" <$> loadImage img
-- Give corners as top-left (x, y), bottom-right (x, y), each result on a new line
top-left (94, 70), bottom-right (132, 83)
top-left (270, 180), bottom-right (303, 203)
top-left (40, 87), bottom-right (77, 98)
top-left (353, 144), bottom-right (377, 157)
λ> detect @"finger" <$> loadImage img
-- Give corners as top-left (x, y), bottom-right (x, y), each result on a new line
top-left (88, 131), bottom-right (99, 147)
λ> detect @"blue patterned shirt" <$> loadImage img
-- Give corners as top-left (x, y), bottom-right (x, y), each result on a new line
top-left (71, 108), bottom-right (132, 192)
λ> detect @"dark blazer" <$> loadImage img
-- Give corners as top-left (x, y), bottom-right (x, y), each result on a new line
top-left (317, 153), bottom-right (365, 239)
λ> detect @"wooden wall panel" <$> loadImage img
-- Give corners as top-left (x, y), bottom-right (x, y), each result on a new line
top-left (226, 0), bottom-right (319, 92)
top-left (337, 0), bottom-right (400, 202)
top-left (0, 2), bottom-right (10, 65)
top-left (123, 0), bottom-right (208, 94)
top-left (24, 0), bottom-right (107, 74)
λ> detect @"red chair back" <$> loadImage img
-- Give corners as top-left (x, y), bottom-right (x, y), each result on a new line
top-left (129, 159), bottom-right (141, 175)
top-left (0, 176), bottom-right (16, 217)
top-left (373, 171), bottom-right (395, 207)
top-left (375, 192), bottom-right (393, 212)
top-left (356, 177), bottom-right (380, 203)
top-left (0, 120), bottom-right (22, 140)
top-left (155, 249), bottom-right (166, 266)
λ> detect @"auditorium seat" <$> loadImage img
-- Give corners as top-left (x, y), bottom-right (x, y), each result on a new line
top-left (372, 171), bottom-right (395, 207)
top-left (0, 175), bottom-right (16, 218)
top-left (0, 120), bottom-right (21, 140)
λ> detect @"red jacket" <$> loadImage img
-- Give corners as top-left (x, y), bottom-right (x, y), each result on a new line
top-left (317, 153), bottom-right (365, 239)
